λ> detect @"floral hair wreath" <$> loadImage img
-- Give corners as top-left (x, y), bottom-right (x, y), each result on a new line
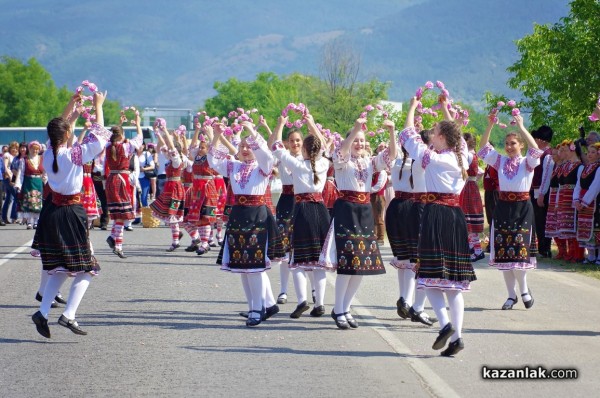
top-left (120, 106), bottom-right (140, 125)
top-left (359, 104), bottom-right (389, 136)
top-left (224, 108), bottom-right (259, 136)
top-left (491, 100), bottom-right (521, 129)
top-left (75, 80), bottom-right (99, 122)
top-left (415, 81), bottom-right (451, 118)
top-left (174, 125), bottom-right (187, 137)
top-left (282, 103), bottom-right (309, 129)
top-left (589, 94), bottom-right (600, 122)
top-left (153, 117), bottom-right (167, 130)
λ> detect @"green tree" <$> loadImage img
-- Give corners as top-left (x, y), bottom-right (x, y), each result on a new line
top-left (506, 0), bottom-right (600, 141)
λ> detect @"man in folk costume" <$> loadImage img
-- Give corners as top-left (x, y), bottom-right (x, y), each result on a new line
top-left (529, 126), bottom-right (554, 258)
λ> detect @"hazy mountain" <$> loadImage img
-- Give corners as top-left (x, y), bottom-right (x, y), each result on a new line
top-left (0, 0), bottom-right (570, 109)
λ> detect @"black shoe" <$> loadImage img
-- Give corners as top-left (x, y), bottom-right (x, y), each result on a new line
top-left (246, 308), bottom-right (264, 327)
top-left (276, 293), bottom-right (287, 304)
top-left (290, 301), bottom-right (310, 318)
top-left (166, 244), bottom-right (180, 252)
top-left (311, 289), bottom-right (316, 304)
top-left (113, 249), bottom-right (127, 259)
top-left (440, 338), bottom-right (464, 357)
top-left (344, 312), bottom-right (358, 328)
top-left (501, 297), bottom-right (518, 310)
top-left (124, 226), bottom-right (134, 232)
top-left (432, 322), bottom-right (455, 350)
top-left (196, 246), bottom-right (208, 255)
top-left (58, 314), bottom-right (88, 335)
top-left (32, 311), bottom-right (51, 338)
top-left (35, 292), bottom-right (58, 308)
top-left (0, 220), bottom-right (5, 226)
top-left (409, 307), bottom-right (437, 326)
top-left (184, 240), bottom-right (200, 252)
top-left (100, 225), bottom-right (108, 231)
top-left (522, 290), bottom-right (534, 309)
top-left (263, 305), bottom-right (280, 320)
top-left (331, 309), bottom-right (349, 330)
top-left (132, 218), bottom-right (141, 225)
top-left (54, 293), bottom-right (67, 305)
top-left (106, 236), bottom-right (115, 249)
top-left (310, 305), bottom-right (325, 317)
top-left (209, 241), bottom-right (218, 248)
top-left (396, 297), bottom-right (410, 319)
top-left (239, 311), bottom-right (249, 318)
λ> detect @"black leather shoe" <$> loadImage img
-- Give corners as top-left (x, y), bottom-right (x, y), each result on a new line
top-left (276, 293), bottom-right (287, 304)
top-left (501, 297), bottom-right (518, 310)
top-left (409, 307), bottom-right (437, 326)
top-left (246, 308), bottom-right (264, 327)
top-left (185, 240), bottom-right (200, 252)
top-left (331, 310), bottom-right (349, 330)
top-left (124, 226), bottom-right (134, 232)
top-left (522, 290), bottom-right (534, 309)
top-left (35, 292), bottom-right (58, 308)
top-left (54, 293), bottom-right (67, 305)
top-left (432, 322), bottom-right (455, 350)
top-left (290, 301), bottom-right (310, 318)
top-left (441, 338), bottom-right (464, 357)
top-left (263, 305), bottom-right (280, 320)
top-left (32, 311), bottom-right (51, 338)
top-left (165, 244), bottom-right (180, 252)
top-left (106, 236), bottom-right (115, 249)
top-left (113, 249), bottom-right (127, 259)
top-left (396, 297), bottom-right (410, 319)
top-left (209, 241), bottom-right (218, 248)
top-left (196, 246), bottom-right (208, 255)
top-left (58, 315), bottom-right (88, 335)
top-left (0, 220), bottom-right (5, 226)
top-left (344, 312), bottom-right (358, 328)
top-left (310, 305), bottom-right (325, 317)
top-left (100, 225), bottom-right (108, 230)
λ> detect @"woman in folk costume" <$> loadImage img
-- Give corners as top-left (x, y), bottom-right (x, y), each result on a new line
top-left (104, 114), bottom-right (143, 258)
top-left (385, 117), bottom-right (437, 327)
top-left (574, 143), bottom-right (600, 264)
top-left (478, 110), bottom-right (542, 312)
top-left (78, 123), bottom-right (101, 228)
top-left (556, 140), bottom-right (585, 262)
top-left (31, 91), bottom-right (111, 338)
top-left (271, 114), bottom-right (331, 318)
top-left (319, 116), bottom-right (395, 330)
top-left (208, 121), bottom-right (284, 327)
top-left (399, 97), bottom-right (475, 357)
top-left (544, 145), bottom-right (566, 257)
top-left (149, 126), bottom-right (191, 252)
top-left (14, 141), bottom-right (45, 229)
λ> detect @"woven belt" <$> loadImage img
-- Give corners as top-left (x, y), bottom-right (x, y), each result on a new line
top-left (51, 192), bottom-right (82, 207)
top-left (418, 192), bottom-right (460, 207)
top-left (282, 185), bottom-right (294, 195)
top-left (339, 190), bottom-right (370, 204)
top-left (499, 191), bottom-right (530, 202)
top-left (467, 176), bottom-right (477, 182)
top-left (234, 194), bottom-right (266, 206)
top-left (394, 191), bottom-right (413, 200)
top-left (295, 192), bottom-right (323, 203)
top-left (326, 177), bottom-right (335, 181)
top-left (29, 174), bottom-right (43, 178)
top-left (193, 175), bottom-right (214, 180)
top-left (109, 170), bottom-right (131, 174)
top-left (83, 173), bottom-right (91, 177)
top-left (561, 184), bottom-right (575, 189)
top-left (167, 177), bottom-right (181, 182)
top-left (412, 192), bottom-right (426, 201)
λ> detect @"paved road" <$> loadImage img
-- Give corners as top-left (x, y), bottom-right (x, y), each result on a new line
top-left (0, 222), bottom-right (598, 397)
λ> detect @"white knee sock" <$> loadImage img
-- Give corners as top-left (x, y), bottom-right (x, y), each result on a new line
top-left (41, 273), bottom-right (68, 318)
top-left (292, 269), bottom-right (308, 304)
top-left (240, 274), bottom-right (252, 311)
top-left (62, 273), bottom-right (92, 320)
top-left (278, 261), bottom-right (290, 295)
top-left (403, 268), bottom-right (417, 306)
top-left (246, 273), bottom-right (264, 318)
top-left (513, 269), bottom-right (531, 302)
top-left (502, 270), bottom-right (518, 299)
top-left (334, 274), bottom-right (351, 316)
top-left (261, 272), bottom-right (276, 307)
top-left (343, 275), bottom-right (363, 313)
top-left (445, 290), bottom-right (464, 341)
top-left (396, 269), bottom-right (404, 299)
top-left (413, 289), bottom-right (427, 312)
top-left (312, 269), bottom-right (327, 307)
top-left (425, 288), bottom-right (450, 328)
top-left (38, 269), bottom-right (49, 295)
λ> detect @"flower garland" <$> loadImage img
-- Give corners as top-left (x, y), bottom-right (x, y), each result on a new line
top-left (415, 80), bottom-right (451, 118)
top-left (282, 103), bottom-right (309, 128)
top-left (491, 100), bottom-right (520, 129)
top-left (359, 103), bottom-right (389, 135)
top-left (224, 108), bottom-right (258, 136)
top-left (120, 106), bottom-right (140, 125)
top-left (589, 94), bottom-right (600, 122)
top-left (75, 80), bottom-right (99, 122)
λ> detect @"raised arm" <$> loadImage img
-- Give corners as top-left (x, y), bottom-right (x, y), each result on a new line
top-left (514, 114), bottom-right (538, 150)
top-left (479, 110), bottom-right (496, 149)
top-left (405, 97), bottom-right (419, 129)
top-left (272, 115), bottom-right (288, 145)
top-left (382, 119), bottom-right (397, 161)
top-left (339, 118), bottom-right (366, 159)
top-left (78, 121), bottom-right (92, 144)
top-left (191, 120), bottom-right (201, 148)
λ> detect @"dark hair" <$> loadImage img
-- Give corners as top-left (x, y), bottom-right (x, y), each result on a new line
top-left (47, 117), bottom-right (71, 173)
top-left (303, 135), bottom-right (322, 185)
top-left (420, 129), bottom-right (432, 145)
top-left (438, 121), bottom-right (467, 180)
top-left (18, 141), bottom-right (28, 158)
top-left (286, 128), bottom-right (303, 141)
top-left (110, 126), bottom-right (125, 161)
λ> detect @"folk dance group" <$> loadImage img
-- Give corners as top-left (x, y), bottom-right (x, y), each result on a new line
top-left (29, 90), bottom-right (600, 359)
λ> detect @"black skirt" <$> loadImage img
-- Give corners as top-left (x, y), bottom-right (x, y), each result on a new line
top-left (385, 197), bottom-right (414, 264)
top-left (491, 199), bottom-right (538, 268)
top-left (32, 195), bottom-right (99, 273)
top-left (417, 204), bottom-right (475, 282)
top-left (217, 204), bottom-right (284, 271)
top-left (275, 193), bottom-right (295, 253)
top-left (290, 201), bottom-right (331, 268)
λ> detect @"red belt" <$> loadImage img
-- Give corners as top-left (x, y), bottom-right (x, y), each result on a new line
top-left (418, 192), bottom-right (460, 207)
top-left (339, 190), bottom-right (370, 204)
top-left (51, 192), bottom-right (82, 207)
top-left (234, 194), bottom-right (266, 206)
top-left (394, 191), bottom-right (413, 200)
top-left (282, 185), bottom-right (294, 195)
top-left (499, 191), bottom-right (530, 202)
top-left (295, 192), bottom-right (323, 203)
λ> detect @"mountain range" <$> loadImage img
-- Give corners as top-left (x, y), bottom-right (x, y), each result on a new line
top-left (0, 0), bottom-right (570, 110)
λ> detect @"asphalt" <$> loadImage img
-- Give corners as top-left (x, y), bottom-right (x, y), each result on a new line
top-left (0, 221), bottom-right (598, 398)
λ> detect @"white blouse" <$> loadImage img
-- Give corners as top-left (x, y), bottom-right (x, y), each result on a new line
top-left (275, 151), bottom-right (302, 186)
top-left (390, 154), bottom-right (414, 192)
top-left (332, 141), bottom-right (391, 192)
top-left (208, 134), bottom-right (274, 195)
top-left (477, 143), bottom-right (543, 193)
top-left (272, 141), bottom-right (329, 194)
top-left (399, 126), bottom-right (469, 194)
top-left (44, 124), bottom-right (112, 195)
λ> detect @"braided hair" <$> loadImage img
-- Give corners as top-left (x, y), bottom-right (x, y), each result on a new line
top-left (438, 121), bottom-right (467, 181)
top-left (399, 129), bottom-right (432, 189)
top-left (46, 117), bottom-right (71, 173)
top-left (110, 126), bottom-right (125, 161)
top-left (303, 135), bottom-right (322, 185)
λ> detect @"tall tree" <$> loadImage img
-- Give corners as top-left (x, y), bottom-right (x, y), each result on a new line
top-left (507, 0), bottom-right (600, 140)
